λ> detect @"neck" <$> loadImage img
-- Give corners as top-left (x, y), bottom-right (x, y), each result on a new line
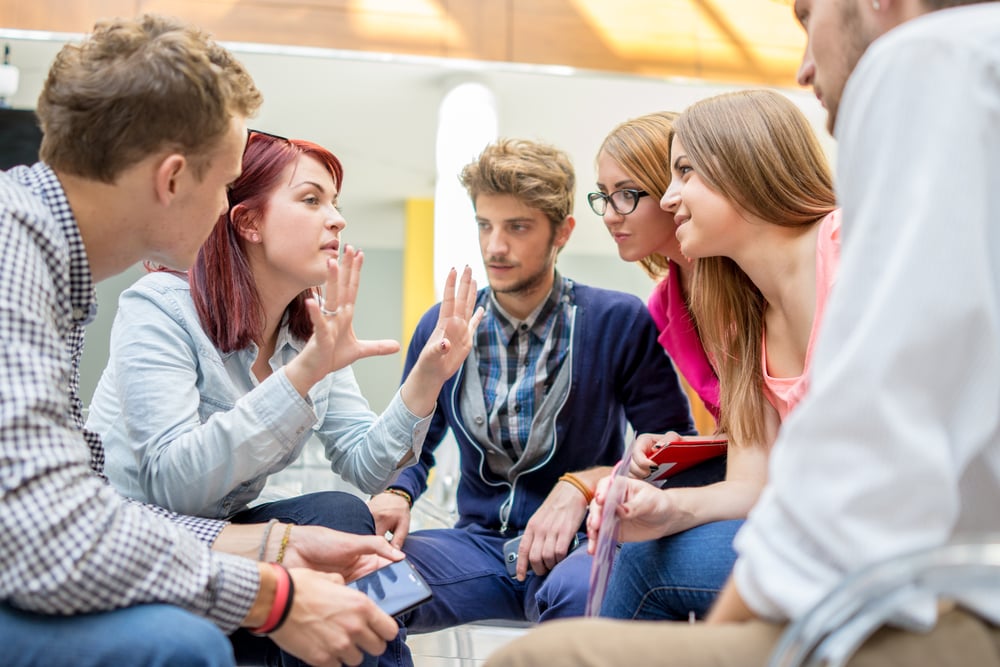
top-left (734, 222), bottom-right (820, 316)
top-left (58, 171), bottom-right (146, 282)
top-left (493, 270), bottom-right (557, 321)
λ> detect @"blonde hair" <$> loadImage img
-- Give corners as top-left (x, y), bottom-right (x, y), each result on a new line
top-left (37, 14), bottom-right (262, 183)
top-left (676, 90), bottom-right (836, 446)
top-left (597, 111), bottom-right (679, 279)
top-left (460, 138), bottom-right (575, 233)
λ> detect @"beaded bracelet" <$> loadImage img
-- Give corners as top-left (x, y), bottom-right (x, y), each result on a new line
top-left (558, 473), bottom-right (594, 504)
top-left (275, 523), bottom-right (293, 565)
top-left (250, 563), bottom-right (293, 635)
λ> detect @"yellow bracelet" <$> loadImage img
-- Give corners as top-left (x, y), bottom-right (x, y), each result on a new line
top-left (558, 473), bottom-right (594, 504)
top-left (382, 488), bottom-right (413, 508)
top-left (275, 523), bottom-right (293, 565)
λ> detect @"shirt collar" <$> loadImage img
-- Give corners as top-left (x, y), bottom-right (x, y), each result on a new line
top-left (25, 164), bottom-right (97, 324)
top-left (487, 271), bottom-right (571, 344)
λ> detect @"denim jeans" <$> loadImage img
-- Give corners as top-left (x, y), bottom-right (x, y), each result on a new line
top-left (230, 490), bottom-right (387, 667)
top-left (378, 524), bottom-right (591, 667)
top-left (600, 519), bottom-right (743, 620)
top-left (0, 603), bottom-right (234, 667)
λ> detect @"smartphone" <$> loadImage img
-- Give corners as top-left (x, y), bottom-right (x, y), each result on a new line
top-left (645, 437), bottom-right (728, 486)
top-left (346, 559), bottom-right (432, 617)
top-left (503, 533), bottom-right (581, 578)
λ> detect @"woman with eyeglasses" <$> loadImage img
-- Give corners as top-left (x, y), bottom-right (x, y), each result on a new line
top-left (588, 90), bottom-right (839, 622)
top-left (591, 110), bottom-right (719, 421)
top-left (87, 131), bottom-right (481, 544)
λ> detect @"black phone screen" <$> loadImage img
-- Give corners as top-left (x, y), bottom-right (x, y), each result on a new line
top-left (346, 559), bottom-right (433, 617)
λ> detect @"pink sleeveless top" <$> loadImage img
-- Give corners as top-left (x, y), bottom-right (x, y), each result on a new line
top-left (762, 210), bottom-right (841, 420)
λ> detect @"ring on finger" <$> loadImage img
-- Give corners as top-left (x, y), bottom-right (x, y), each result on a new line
top-left (320, 305), bottom-right (340, 317)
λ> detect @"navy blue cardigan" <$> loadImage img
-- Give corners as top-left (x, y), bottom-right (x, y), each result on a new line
top-left (393, 281), bottom-right (695, 534)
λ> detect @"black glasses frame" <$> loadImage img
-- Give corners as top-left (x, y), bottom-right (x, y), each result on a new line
top-left (587, 188), bottom-right (649, 216)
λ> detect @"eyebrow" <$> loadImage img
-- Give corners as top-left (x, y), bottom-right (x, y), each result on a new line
top-left (672, 155), bottom-right (688, 170)
top-left (290, 180), bottom-right (331, 193)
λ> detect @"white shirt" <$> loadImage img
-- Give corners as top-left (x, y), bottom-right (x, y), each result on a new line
top-left (734, 3), bottom-right (1000, 627)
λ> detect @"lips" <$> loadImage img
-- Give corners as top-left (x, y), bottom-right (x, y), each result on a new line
top-left (321, 239), bottom-right (339, 252)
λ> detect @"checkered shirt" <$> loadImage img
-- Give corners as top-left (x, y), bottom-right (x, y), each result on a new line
top-left (476, 273), bottom-right (573, 460)
top-left (0, 163), bottom-right (258, 631)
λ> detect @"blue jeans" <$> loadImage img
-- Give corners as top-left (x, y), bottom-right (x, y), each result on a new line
top-left (378, 524), bottom-right (591, 667)
top-left (0, 603), bottom-right (234, 667)
top-left (230, 491), bottom-right (388, 667)
top-left (600, 519), bottom-right (743, 620)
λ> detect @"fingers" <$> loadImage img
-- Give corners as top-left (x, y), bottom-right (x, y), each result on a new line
top-left (515, 531), bottom-right (533, 581)
top-left (354, 338), bottom-right (402, 360)
top-left (468, 306), bottom-right (485, 334)
top-left (456, 265), bottom-right (475, 316)
top-left (438, 267), bottom-right (457, 321)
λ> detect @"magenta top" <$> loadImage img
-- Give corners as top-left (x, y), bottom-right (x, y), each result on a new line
top-left (762, 209), bottom-right (842, 420)
top-left (647, 263), bottom-right (721, 420)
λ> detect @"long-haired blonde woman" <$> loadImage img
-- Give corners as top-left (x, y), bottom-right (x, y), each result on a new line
top-left (593, 89), bottom-right (839, 621)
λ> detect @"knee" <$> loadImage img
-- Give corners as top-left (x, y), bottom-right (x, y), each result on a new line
top-left (126, 606), bottom-right (234, 667)
top-left (297, 491), bottom-right (375, 535)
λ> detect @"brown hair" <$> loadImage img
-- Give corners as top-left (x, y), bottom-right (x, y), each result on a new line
top-left (597, 111), bottom-right (679, 279)
top-left (459, 138), bottom-right (575, 233)
top-left (675, 90), bottom-right (836, 446)
top-left (36, 14), bottom-right (262, 183)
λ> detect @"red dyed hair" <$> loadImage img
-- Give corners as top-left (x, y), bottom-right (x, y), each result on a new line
top-left (188, 131), bottom-right (345, 352)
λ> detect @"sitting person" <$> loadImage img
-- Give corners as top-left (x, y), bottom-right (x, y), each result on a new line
top-left (591, 109), bottom-right (719, 420)
top-left (88, 130), bottom-right (482, 536)
top-left (486, 1), bottom-right (1000, 665)
top-left (0, 15), bottom-right (403, 667)
top-left (595, 89), bottom-right (840, 621)
top-left (367, 137), bottom-right (697, 667)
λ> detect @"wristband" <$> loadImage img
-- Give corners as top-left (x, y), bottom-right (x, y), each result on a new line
top-left (250, 563), bottom-right (292, 635)
top-left (382, 487), bottom-right (413, 508)
top-left (558, 473), bottom-right (594, 504)
top-left (257, 518), bottom-right (279, 561)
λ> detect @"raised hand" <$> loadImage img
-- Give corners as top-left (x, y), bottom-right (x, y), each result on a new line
top-left (286, 245), bottom-right (401, 396)
top-left (400, 265), bottom-right (485, 417)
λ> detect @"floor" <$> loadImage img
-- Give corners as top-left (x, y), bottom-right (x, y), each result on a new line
top-left (407, 622), bottom-right (529, 666)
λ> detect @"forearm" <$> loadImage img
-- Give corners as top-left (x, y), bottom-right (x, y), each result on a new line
top-left (706, 577), bottom-right (757, 624)
top-left (322, 378), bottom-right (433, 494)
top-left (133, 369), bottom-right (316, 515)
top-left (398, 360), bottom-right (443, 418)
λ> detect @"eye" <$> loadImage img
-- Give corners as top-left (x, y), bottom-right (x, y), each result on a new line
top-left (303, 194), bottom-right (320, 205)
top-left (677, 165), bottom-right (693, 177)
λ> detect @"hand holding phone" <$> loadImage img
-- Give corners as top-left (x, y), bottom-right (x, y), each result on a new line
top-left (644, 437), bottom-right (728, 487)
top-left (346, 558), bottom-right (432, 617)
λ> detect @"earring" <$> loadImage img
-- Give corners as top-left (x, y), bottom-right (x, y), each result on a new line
top-left (872, 0), bottom-right (880, 9)
top-left (250, 232), bottom-right (260, 243)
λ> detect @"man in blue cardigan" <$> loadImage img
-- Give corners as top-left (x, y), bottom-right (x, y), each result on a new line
top-left (369, 138), bottom-right (696, 666)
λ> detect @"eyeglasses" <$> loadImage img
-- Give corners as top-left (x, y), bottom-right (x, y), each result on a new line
top-left (247, 128), bottom-right (288, 142)
top-left (587, 189), bottom-right (649, 216)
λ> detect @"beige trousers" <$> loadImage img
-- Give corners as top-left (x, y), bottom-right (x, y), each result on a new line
top-left (484, 609), bottom-right (1000, 667)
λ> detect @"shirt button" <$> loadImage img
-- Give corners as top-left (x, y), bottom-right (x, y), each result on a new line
top-left (514, 404), bottom-right (521, 413)
top-left (474, 415), bottom-right (485, 425)
top-left (72, 308), bottom-right (85, 320)
top-left (520, 323), bottom-right (528, 331)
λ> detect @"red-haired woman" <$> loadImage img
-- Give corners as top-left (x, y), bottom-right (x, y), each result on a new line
top-left (87, 131), bottom-right (482, 541)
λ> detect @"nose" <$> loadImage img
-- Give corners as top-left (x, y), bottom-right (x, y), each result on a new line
top-left (797, 50), bottom-right (815, 87)
top-left (603, 205), bottom-right (625, 226)
top-left (661, 181), bottom-right (682, 213)
top-left (485, 228), bottom-right (508, 256)
top-left (326, 207), bottom-right (346, 232)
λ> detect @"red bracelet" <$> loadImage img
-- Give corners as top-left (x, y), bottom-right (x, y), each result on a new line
top-left (250, 563), bottom-right (291, 635)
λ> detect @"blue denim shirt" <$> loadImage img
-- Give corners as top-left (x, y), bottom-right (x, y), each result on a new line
top-left (86, 271), bottom-right (430, 518)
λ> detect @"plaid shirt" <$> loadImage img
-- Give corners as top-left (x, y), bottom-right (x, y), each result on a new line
top-left (477, 274), bottom-right (572, 460)
top-left (0, 163), bottom-right (257, 631)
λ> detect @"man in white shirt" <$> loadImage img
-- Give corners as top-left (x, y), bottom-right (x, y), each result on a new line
top-left (485, 0), bottom-right (1000, 664)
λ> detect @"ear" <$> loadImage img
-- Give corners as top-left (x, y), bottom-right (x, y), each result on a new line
top-left (230, 203), bottom-right (260, 243)
top-left (153, 154), bottom-right (187, 206)
top-left (553, 215), bottom-right (575, 250)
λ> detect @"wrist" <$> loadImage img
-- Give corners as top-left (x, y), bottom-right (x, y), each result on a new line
top-left (558, 473), bottom-right (594, 505)
top-left (249, 563), bottom-right (295, 635)
top-left (263, 523), bottom-right (294, 564)
top-left (378, 487), bottom-right (413, 508)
